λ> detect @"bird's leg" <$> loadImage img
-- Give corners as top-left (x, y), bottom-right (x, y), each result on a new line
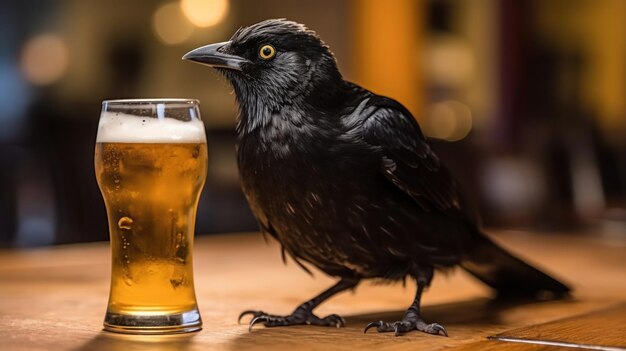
top-left (239, 278), bottom-right (359, 331)
top-left (364, 267), bottom-right (448, 337)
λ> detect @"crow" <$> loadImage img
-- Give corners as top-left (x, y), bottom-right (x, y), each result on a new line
top-left (183, 19), bottom-right (569, 336)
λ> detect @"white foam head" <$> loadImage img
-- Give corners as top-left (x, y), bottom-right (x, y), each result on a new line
top-left (96, 112), bottom-right (206, 143)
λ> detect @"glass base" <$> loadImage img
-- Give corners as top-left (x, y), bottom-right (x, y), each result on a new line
top-left (103, 309), bottom-right (202, 334)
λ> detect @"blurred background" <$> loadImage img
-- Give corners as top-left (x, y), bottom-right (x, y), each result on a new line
top-left (1, 0), bottom-right (625, 247)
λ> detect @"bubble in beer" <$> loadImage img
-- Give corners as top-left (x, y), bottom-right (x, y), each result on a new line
top-left (118, 217), bottom-right (134, 230)
top-left (175, 232), bottom-right (183, 248)
top-left (170, 278), bottom-right (183, 289)
top-left (191, 145), bottom-right (200, 158)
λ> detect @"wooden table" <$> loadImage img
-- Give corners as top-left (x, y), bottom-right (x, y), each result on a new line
top-left (1, 230), bottom-right (625, 351)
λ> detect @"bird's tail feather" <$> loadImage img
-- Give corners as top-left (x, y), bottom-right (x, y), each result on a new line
top-left (460, 233), bottom-right (570, 298)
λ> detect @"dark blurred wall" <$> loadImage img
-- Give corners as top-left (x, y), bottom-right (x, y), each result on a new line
top-left (0, 0), bottom-right (353, 246)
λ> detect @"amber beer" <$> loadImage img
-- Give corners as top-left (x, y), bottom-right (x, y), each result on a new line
top-left (95, 100), bottom-right (207, 334)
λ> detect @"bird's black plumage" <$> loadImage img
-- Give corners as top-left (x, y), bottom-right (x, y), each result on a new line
top-left (184, 19), bottom-right (570, 336)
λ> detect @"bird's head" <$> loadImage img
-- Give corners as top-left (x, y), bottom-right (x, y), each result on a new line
top-left (183, 19), bottom-right (342, 112)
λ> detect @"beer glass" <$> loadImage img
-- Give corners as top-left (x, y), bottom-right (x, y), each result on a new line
top-left (95, 99), bottom-right (207, 334)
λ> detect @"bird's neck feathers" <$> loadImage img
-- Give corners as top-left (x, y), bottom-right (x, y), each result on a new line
top-left (233, 58), bottom-right (345, 136)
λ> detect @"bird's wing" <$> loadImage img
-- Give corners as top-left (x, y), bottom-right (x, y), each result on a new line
top-left (246, 193), bottom-right (315, 275)
top-left (360, 96), bottom-right (476, 222)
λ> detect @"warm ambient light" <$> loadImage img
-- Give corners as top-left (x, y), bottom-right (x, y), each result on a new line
top-left (425, 100), bottom-right (473, 141)
top-left (180, 0), bottom-right (229, 28)
top-left (153, 2), bottom-right (194, 45)
top-left (20, 33), bottom-right (68, 86)
top-left (425, 35), bottom-right (474, 88)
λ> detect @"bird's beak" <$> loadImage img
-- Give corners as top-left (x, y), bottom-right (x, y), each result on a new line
top-left (182, 41), bottom-right (248, 71)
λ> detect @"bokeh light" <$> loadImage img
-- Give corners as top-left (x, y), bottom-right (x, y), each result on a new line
top-left (425, 35), bottom-right (474, 88)
top-left (153, 2), bottom-right (195, 45)
top-left (181, 0), bottom-right (229, 28)
top-left (424, 100), bottom-right (473, 141)
top-left (20, 33), bottom-right (69, 86)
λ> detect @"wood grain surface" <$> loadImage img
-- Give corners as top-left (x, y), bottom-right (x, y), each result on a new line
top-left (490, 304), bottom-right (626, 350)
top-left (1, 230), bottom-right (625, 351)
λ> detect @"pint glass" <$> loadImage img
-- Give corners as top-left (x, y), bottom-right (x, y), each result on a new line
top-left (95, 99), bottom-right (207, 334)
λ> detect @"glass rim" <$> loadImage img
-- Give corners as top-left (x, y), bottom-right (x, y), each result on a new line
top-left (102, 98), bottom-right (199, 105)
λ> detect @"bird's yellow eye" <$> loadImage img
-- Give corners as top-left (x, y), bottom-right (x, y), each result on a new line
top-left (259, 44), bottom-right (276, 60)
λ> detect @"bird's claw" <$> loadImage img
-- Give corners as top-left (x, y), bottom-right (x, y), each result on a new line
top-left (395, 324), bottom-right (403, 336)
top-left (249, 315), bottom-right (268, 332)
top-left (239, 309), bottom-right (346, 331)
top-left (364, 320), bottom-right (388, 333)
top-left (363, 320), bottom-right (398, 334)
top-left (238, 310), bottom-right (263, 324)
top-left (421, 322), bottom-right (448, 337)
top-left (363, 319), bottom-right (448, 337)
top-left (320, 313), bottom-right (346, 328)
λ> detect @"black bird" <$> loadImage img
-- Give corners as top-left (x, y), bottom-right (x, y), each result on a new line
top-left (183, 19), bottom-right (570, 336)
